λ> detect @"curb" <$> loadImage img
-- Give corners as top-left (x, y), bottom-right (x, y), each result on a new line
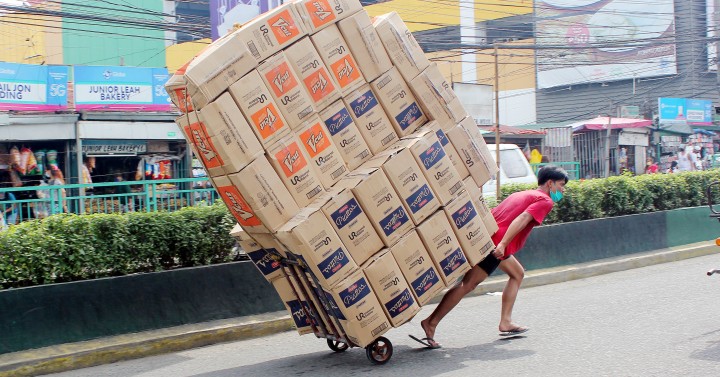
top-left (1, 241), bottom-right (716, 377)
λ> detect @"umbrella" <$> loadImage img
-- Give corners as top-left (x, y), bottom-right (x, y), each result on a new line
top-left (567, 116), bottom-right (653, 133)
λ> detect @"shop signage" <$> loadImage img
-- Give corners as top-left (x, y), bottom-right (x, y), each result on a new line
top-left (658, 97), bottom-right (713, 125)
top-left (0, 62), bottom-right (69, 111)
top-left (618, 130), bottom-right (648, 146)
top-left (74, 66), bottom-right (172, 111)
top-left (82, 141), bottom-right (147, 155)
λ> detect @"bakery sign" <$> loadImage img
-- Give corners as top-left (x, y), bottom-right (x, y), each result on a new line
top-left (82, 141), bottom-right (147, 155)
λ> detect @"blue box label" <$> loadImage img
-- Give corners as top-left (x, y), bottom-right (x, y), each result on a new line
top-left (451, 201), bottom-right (477, 230)
top-left (324, 106), bottom-right (353, 136)
top-left (435, 129), bottom-right (449, 147)
top-left (349, 89), bottom-right (379, 118)
top-left (339, 276), bottom-right (372, 308)
top-left (384, 288), bottom-right (415, 318)
top-left (411, 267), bottom-right (441, 298)
top-left (317, 247), bottom-right (351, 279)
top-left (379, 206), bottom-right (410, 237)
top-left (247, 249), bottom-right (281, 276)
top-left (395, 102), bottom-right (423, 130)
top-left (287, 299), bottom-right (313, 328)
top-left (418, 141), bottom-right (446, 170)
top-left (406, 184), bottom-right (435, 214)
top-left (330, 198), bottom-right (362, 230)
top-left (440, 248), bottom-right (467, 277)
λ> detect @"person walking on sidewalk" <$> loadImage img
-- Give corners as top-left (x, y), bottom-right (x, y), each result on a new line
top-left (412, 165), bottom-right (569, 349)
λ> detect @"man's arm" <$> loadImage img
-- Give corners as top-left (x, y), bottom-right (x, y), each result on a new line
top-left (493, 212), bottom-right (534, 259)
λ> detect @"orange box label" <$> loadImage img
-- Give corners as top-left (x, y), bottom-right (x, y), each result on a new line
top-left (304, 0), bottom-right (336, 28)
top-left (250, 103), bottom-right (286, 140)
top-left (268, 10), bottom-right (302, 45)
top-left (303, 68), bottom-right (336, 104)
top-left (217, 184), bottom-right (262, 227)
top-left (299, 122), bottom-right (330, 158)
top-left (188, 121), bottom-right (223, 169)
top-left (274, 141), bottom-right (308, 178)
top-left (265, 62), bottom-right (299, 97)
top-left (330, 55), bottom-right (361, 88)
top-left (173, 87), bottom-right (193, 113)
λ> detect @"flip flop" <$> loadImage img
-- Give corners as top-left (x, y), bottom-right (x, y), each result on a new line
top-left (409, 334), bottom-right (442, 349)
top-left (499, 327), bottom-right (529, 337)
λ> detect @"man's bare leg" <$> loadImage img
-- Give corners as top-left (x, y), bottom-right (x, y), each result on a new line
top-left (497, 256), bottom-right (526, 332)
top-left (420, 265), bottom-right (489, 345)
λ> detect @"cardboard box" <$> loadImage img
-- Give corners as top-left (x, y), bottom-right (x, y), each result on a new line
top-left (198, 93), bottom-right (264, 174)
top-left (390, 230), bottom-right (446, 306)
top-left (416, 211), bottom-right (471, 286)
top-left (229, 70), bottom-right (291, 149)
top-left (371, 67), bottom-right (427, 137)
top-left (337, 10), bottom-right (393, 82)
top-left (319, 100), bottom-right (373, 170)
top-left (273, 277), bottom-right (315, 335)
top-left (343, 84), bottom-right (398, 154)
top-left (429, 123), bottom-right (470, 179)
top-left (267, 135), bottom-right (325, 207)
top-left (321, 188), bottom-right (384, 266)
top-left (372, 12), bottom-right (430, 82)
top-left (257, 52), bottom-right (316, 129)
top-left (335, 167), bottom-right (412, 247)
top-left (458, 116), bottom-right (498, 177)
top-left (276, 206), bottom-right (358, 289)
top-left (328, 269), bottom-right (391, 347)
top-left (184, 33), bottom-right (257, 109)
top-left (366, 141), bottom-right (440, 225)
top-left (409, 64), bottom-right (469, 128)
top-left (295, 114), bottom-right (348, 188)
top-left (446, 119), bottom-right (498, 187)
top-left (293, 0), bottom-right (363, 33)
top-left (462, 176), bottom-right (499, 236)
top-left (232, 3), bottom-right (306, 63)
top-left (406, 128), bottom-right (464, 206)
top-left (311, 24), bottom-right (365, 95)
top-left (225, 156), bottom-right (301, 233)
top-left (176, 113), bottom-right (225, 177)
top-left (444, 190), bottom-right (495, 266)
top-left (165, 71), bottom-right (194, 113)
top-left (285, 37), bottom-right (342, 111)
top-left (363, 249), bottom-right (420, 327)
top-left (252, 232), bottom-right (291, 258)
top-left (231, 228), bottom-right (286, 282)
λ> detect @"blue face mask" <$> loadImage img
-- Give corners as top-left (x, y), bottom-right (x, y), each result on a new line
top-left (550, 183), bottom-right (563, 203)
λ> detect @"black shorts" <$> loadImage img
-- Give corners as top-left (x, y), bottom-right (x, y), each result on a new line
top-left (477, 253), bottom-right (502, 275)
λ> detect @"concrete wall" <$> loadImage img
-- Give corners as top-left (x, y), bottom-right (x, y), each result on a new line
top-left (0, 206), bottom-right (716, 355)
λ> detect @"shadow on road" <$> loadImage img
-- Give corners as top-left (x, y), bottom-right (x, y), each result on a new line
top-left (189, 339), bottom-right (536, 377)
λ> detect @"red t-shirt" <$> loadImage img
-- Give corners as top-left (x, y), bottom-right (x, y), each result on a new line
top-left (490, 189), bottom-right (554, 257)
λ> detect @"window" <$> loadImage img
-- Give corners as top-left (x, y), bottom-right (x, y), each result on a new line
top-left (500, 149), bottom-right (530, 178)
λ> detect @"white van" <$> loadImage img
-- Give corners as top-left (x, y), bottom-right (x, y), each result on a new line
top-left (481, 144), bottom-right (537, 198)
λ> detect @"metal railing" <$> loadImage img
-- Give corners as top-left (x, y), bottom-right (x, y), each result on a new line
top-left (530, 162), bottom-right (581, 180)
top-left (0, 178), bottom-right (218, 225)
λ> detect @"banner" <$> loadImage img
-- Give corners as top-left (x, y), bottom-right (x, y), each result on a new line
top-left (708, 0), bottom-right (718, 71)
top-left (0, 62), bottom-right (68, 111)
top-left (658, 97), bottom-right (713, 125)
top-left (535, 0), bottom-right (677, 89)
top-left (73, 66), bottom-right (171, 111)
top-left (210, 0), bottom-right (282, 40)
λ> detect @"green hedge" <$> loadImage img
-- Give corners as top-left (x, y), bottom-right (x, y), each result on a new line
top-left (498, 169), bottom-right (720, 225)
top-left (2, 170), bottom-right (720, 290)
top-left (0, 203), bottom-right (236, 289)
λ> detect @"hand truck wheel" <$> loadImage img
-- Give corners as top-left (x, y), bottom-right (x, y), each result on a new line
top-left (327, 339), bottom-right (349, 353)
top-left (365, 336), bottom-right (393, 365)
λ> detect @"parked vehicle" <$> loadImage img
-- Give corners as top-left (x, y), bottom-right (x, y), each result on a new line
top-left (481, 144), bottom-right (537, 198)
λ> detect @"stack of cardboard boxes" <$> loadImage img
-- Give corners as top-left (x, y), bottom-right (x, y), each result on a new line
top-left (167, 0), bottom-right (501, 348)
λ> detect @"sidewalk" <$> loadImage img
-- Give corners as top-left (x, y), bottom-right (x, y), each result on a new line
top-left (1, 241), bottom-right (717, 377)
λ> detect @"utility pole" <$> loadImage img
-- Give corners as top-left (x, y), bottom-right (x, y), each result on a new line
top-left (604, 101), bottom-right (613, 177)
top-left (494, 45), bottom-right (501, 198)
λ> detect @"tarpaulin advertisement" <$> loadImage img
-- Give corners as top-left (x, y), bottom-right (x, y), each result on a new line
top-left (658, 97), bottom-right (714, 125)
top-left (73, 66), bottom-right (171, 111)
top-left (535, 0), bottom-right (677, 89)
top-left (210, 0), bottom-right (282, 40)
top-left (0, 62), bottom-right (68, 111)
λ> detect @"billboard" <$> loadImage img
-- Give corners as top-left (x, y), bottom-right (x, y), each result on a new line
top-left (210, 0), bottom-right (282, 40)
top-left (708, 0), bottom-right (718, 71)
top-left (73, 66), bottom-right (171, 111)
top-left (658, 97), bottom-right (714, 125)
top-left (0, 62), bottom-right (68, 111)
top-left (535, 0), bottom-right (677, 89)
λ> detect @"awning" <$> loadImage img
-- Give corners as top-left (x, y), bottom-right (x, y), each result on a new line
top-left (657, 121), bottom-right (693, 135)
top-left (568, 117), bottom-right (653, 133)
